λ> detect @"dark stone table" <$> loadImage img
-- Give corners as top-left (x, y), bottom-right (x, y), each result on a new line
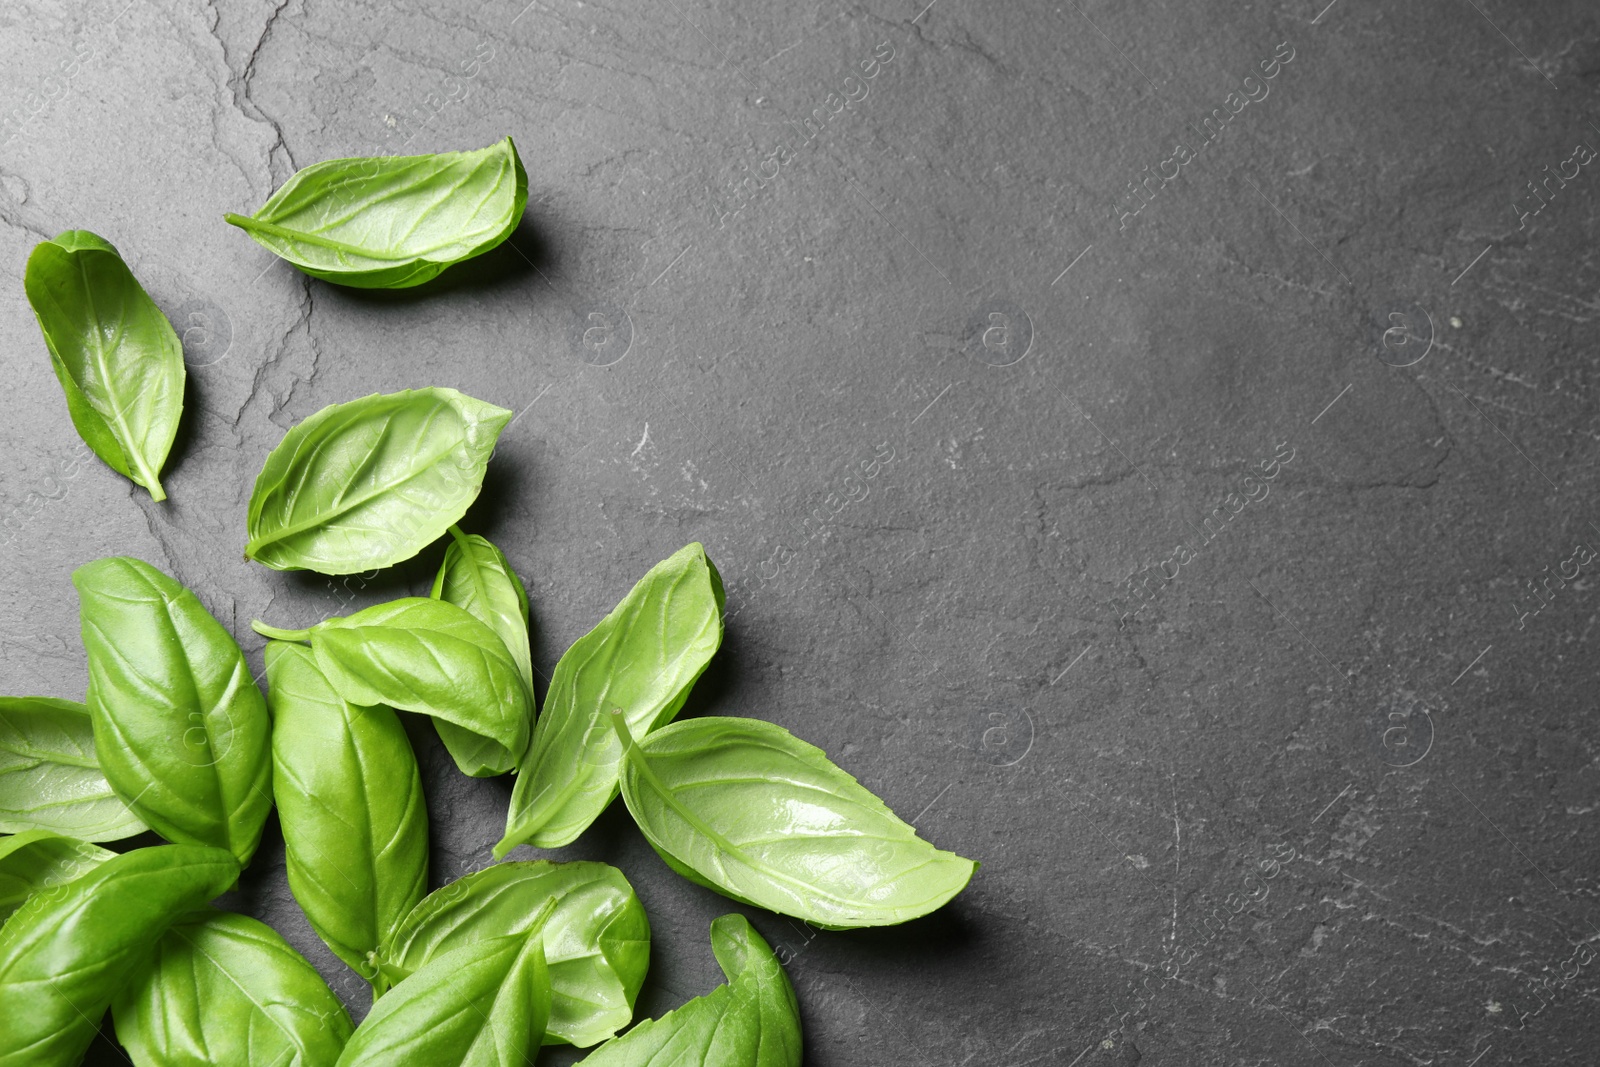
top-left (3, 0), bottom-right (1597, 1063)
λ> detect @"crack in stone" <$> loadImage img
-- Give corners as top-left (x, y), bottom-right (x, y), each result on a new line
top-left (211, 0), bottom-right (298, 183)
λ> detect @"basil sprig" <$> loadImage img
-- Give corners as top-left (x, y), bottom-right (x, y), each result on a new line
top-left (224, 138), bottom-right (527, 289)
top-left (23, 230), bottom-right (185, 501)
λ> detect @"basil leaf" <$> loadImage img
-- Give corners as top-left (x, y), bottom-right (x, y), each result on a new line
top-left (112, 909), bottom-right (353, 1067)
top-left (385, 860), bottom-right (649, 1047)
top-left (224, 138), bottom-right (527, 289)
top-left (431, 526), bottom-right (535, 697)
top-left (0, 696), bottom-right (146, 841)
top-left (257, 598), bottom-right (532, 777)
top-left (245, 388), bottom-right (513, 575)
top-left (0, 844), bottom-right (238, 1067)
top-left (336, 905), bottom-right (555, 1067)
top-left (74, 557), bottom-right (273, 867)
top-left (0, 831), bottom-right (113, 924)
top-left (266, 641), bottom-right (428, 990)
top-left (579, 914), bottom-right (800, 1067)
top-left (496, 544), bottom-right (723, 855)
top-left (22, 230), bottom-right (185, 501)
top-left (614, 715), bottom-right (977, 929)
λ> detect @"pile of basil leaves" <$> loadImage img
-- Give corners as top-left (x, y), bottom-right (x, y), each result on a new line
top-left (0, 138), bottom-right (976, 1066)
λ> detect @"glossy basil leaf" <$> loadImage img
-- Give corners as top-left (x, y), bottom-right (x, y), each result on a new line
top-left (0, 844), bottom-right (238, 1067)
top-left (431, 526), bottom-right (535, 697)
top-left (74, 557), bottom-right (273, 867)
top-left (615, 715), bottom-right (977, 929)
top-left (256, 598), bottom-right (532, 777)
top-left (0, 696), bottom-right (146, 841)
top-left (337, 904), bottom-right (554, 1067)
top-left (266, 641), bottom-right (428, 990)
top-left (0, 831), bottom-right (113, 924)
top-left (112, 909), bottom-right (352, 1067)
top-left (579, 914), bottom-right (800, 1067)
top-left (385, 860), bottom-right (649, 1047)
top-left (224, 138), bottom-right (527, 289)
top-left (23, 230), bottom-right (185, 501)
top-left (496, 544), bottom-right (723, 855)
top-left (245, 388), bottom-right (513, 575)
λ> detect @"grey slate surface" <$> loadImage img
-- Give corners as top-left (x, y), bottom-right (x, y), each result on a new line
top-left (4, 0), bottom-right (1600, 1063)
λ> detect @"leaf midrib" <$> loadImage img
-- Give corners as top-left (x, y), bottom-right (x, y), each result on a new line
top-left (235, 155), bottom-right (510, 262)
top-left (634, 733), bottom-right (965, 919)
top-left (517, 561), bottom-right (715, 839)
top-left (624, 738), bottom-right (868, 913)
top-left (248, 428), bottom-right (467, 556)
top-left (303, 154), bottom-right (508, 254)
top-left (72, 253), bottom-right (162, 491)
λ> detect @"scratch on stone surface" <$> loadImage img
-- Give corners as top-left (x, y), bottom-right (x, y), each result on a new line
top-left (631, 423), bottom-right (651, 458)
top-left (1169, 774), bottom-right (1182, 954)
top-left (1429, 338), bottom-right (1572, 401)
top-left (1217, 251), bottom-right (1342, 303)
top-left (760, 38), bottom-right (805, 65)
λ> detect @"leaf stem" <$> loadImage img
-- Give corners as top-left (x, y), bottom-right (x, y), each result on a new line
top-left (607, 708), bottom-right (639, 759)
top-left (251, 619), bottom-right (314, 642)
top-left (223, 213), bottom-right (390, 258)
top-left (527, 896), bottom-right (557, 935)
top-left (372, 964), bottom-right (401, 999)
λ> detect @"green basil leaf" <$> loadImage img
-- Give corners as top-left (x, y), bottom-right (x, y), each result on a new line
top-left (336, 905), bottom-right (554, 1067)
top-left (74, 557), bottom-right (273, 867)
top-left (431, 527), bottom-right (535, 697)
top-left (0, 844), bottom-right (238, 1067)
top-left (579, 914), bottom-right (800, 1067)
top-left (267, 641), bottom-right (428, 990)
top-left (0, 696), bottom-right (146, 841)
top-left (257, 598), bottom-right (531, 777)
top-left (22, 230), bottom-right (185, 501)
top-left (0, 831), bottom-right (113, 925)
top-left (245, 388), bottom-right (513, 575)
top-left (112, 909), bottom-right (353, 1067)
top-left (385, 860), bottom-right (649, 1047)
top-left (224, 138), bottom-right (527, 289)
top-left (614, 715), bottom-right (977, 929)
top-left (496, 544), bottom-right (723, 855)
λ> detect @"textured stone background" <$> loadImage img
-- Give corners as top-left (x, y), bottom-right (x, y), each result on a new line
top-left (3, 0), bottom-right (1599, 1063)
